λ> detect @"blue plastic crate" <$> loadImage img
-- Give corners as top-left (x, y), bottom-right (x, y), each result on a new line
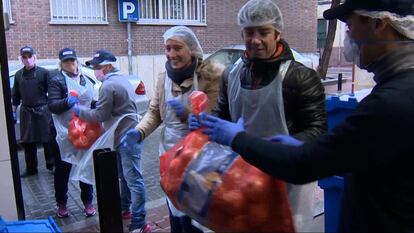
top-left (0, 216), bottom-right (61, 233)
top-left (326, 95), bottom-right (358, 130)
top-left (318, 176), bottom-right (344, 233)
top-left (318, 95), bottom-right (359, 232)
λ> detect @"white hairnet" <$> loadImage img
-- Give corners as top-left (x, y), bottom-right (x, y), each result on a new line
top-left (163, 26), bottom-right (203, 59)
top-left (237, 0), bottom-right (284, 32)
top-left (355, 10), bottom-right (414, 40)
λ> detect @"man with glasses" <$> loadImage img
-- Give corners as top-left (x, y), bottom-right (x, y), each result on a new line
top-left (12, 46), bottom-right (55, 177)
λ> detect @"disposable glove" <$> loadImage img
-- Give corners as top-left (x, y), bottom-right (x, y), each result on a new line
top-left (120, 128), bottom-right (142, 146)
top-left (188, 113), bottom-right (202, 131)
top-left (199, 113), bottom-right (244, 146)
top-left (72, 106), bottom-right (81, 116)
top-left (167, 99), bottom-right (186, 118)
top-left (270, 135), bottom-right (304, 147)
top-left (67, 96), bottom-right (79, 107)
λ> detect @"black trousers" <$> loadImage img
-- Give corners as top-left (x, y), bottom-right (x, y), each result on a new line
top-left (22, 142), bottom-right (55, 172)
top-left (50, 126), bottom-right (93, 206)
top-left (53, 150), bottom-right (94, 206)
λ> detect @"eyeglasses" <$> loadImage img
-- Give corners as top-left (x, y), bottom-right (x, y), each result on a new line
top-left (21, 54), bottom-right (33, 59)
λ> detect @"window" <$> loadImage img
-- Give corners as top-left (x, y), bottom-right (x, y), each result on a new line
top-left (49, 0), bottom-right (107, 24)
top-left (138, 0), bottom-right (206, 25)
top-left (317, 19), bottom-right (328, 48)
top-left (3, 0), bottom-right (13, 22)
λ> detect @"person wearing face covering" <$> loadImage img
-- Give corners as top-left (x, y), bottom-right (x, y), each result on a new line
top-left (199, 0), bottom-right (414, 231)
top-left (121, 26), bottom-right (224, 232)
top-left (71, 49), bottom-right (151, 233)
top-left (190, 0), bottom-right (327, 231)
top-left (12, 46), bottom-right (55, 177)
top-left (48, 48), bottom-right (97, 219)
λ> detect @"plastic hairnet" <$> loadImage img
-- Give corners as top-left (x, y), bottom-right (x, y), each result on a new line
top-left (237, 0), bottom-right (284, 32)
top-left (355, 10), bottom-right (414, 40)
top-left (163, 26), bottom-right (203, 59)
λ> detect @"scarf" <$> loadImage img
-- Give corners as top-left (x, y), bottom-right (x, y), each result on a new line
top-left (165, 58), bottom-right (197, 85)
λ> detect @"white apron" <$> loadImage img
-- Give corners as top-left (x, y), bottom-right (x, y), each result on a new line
top-left (52, 73), bottom-right (94, 165)
top-left (228, 59), bottom-right (316, 231)
top-left (70, 113), bottom-right (137, 185)
top-left (160, 74), bottom-right (198, 217)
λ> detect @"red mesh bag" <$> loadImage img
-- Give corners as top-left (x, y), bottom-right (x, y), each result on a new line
top-left (67, 90), bottom-right (102, 150)
top-left (159, 91), bottom-right (295, 232)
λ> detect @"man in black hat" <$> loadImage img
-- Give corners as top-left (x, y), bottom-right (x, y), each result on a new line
top-left (12, 46), bottom-right (55, 176)
top-left (198, 0), bottom-right (414, 231)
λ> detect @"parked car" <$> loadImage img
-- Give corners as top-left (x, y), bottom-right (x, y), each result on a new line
top-left (205, 44), bottom-right (315, 70)
top-left (9, 63), bottom-right (149, 141)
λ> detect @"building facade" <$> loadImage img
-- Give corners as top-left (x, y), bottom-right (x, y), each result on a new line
top-left (4, 0), bottom-right (318, 97)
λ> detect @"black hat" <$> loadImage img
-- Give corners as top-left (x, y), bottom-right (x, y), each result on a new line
top-left (85, 50), bottom-right (117, 67)
top-left (20, 46), bottom-right (35, 55)
top-left (324, 0), bottom-right (414, 21)
top-left (59, 48), bottom-right (77, 61)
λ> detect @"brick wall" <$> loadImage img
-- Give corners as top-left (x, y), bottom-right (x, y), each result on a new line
top-left (276, 0), bottom-right (318, 52)
top-left (6, 0), bottom-right (317, 60)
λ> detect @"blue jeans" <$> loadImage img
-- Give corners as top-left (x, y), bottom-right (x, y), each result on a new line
top-left (117, 142), bottom-right (146, 231)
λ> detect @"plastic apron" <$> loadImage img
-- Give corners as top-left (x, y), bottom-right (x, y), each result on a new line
top-left (160, 74), bottom-right (198, 217)
top-left (228, 59), bottom-right (315, 231)
top-left (70, 113), bottom-right (138, 185)
top-left (52, 73), bottom-right (95, 165)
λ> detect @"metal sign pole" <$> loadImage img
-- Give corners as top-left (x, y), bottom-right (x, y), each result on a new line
top-left (127, 22), bottom-right (133, 75)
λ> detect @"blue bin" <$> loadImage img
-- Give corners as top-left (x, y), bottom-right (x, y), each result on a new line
top-left (318, 176), bottom-right (344, 233)
top-left (326, 95), bottom-right (358, 130)
top-left (318, 95), bottom-right (359, 232)
top-left (0, 216), bottom-right (61, 233)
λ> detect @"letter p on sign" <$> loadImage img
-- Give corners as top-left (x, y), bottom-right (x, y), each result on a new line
top-left (123, 2), bottom-right (135, 19)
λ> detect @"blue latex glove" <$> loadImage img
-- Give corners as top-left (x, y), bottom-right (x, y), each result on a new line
top-left (270, 135), bottom-right (304, 147)
top-left (12, 112), bottom-right (17, 124)
top-left (72, 106), bottom-right (81, 116)
top-left (120, 128), bottom-right (142, 146)
top-left (188, 113), bottom-right (201, 131)
top-left (167, 99), bottom-right (186, 118)
top-left (199, 113), bottom-right (245, 146)
top-left (67, 96), bottom-right (79, 107)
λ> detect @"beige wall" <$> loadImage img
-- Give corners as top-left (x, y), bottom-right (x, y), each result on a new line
top-left (0, 69), bottom-right (18, 220)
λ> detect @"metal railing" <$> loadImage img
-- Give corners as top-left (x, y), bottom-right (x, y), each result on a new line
top-left (138, 0), bottom-right (206, 25)
top-left (49, 0), bottom-right (107, 24)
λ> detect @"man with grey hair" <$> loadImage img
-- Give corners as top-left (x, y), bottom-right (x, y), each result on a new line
top-left (72, 50), bottom-right (151, 233)
top-left (199, 0), bottom-right (414, 231)
top-left (191, 0), bottom-right (327, 230)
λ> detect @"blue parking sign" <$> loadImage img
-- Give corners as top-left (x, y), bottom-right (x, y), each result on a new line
top-left (118, 0), bottom-right (139, 22)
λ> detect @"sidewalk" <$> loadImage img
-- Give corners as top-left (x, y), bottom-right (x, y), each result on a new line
top-left (19, 127), bottom-right (170, 232)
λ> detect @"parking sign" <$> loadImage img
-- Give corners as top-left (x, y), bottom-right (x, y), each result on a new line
top-left (118, 0), bottom-right (139, 22)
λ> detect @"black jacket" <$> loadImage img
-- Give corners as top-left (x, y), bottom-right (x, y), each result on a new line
top-left (232, 45), bottom-right (414, 232)
top-left (48, 71), bottom-right (92, 114)
top-left (12, 66), bottom-right (50, 107)
top-left (212, 40), bottom-right (327, 141)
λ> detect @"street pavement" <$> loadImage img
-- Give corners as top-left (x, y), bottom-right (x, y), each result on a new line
top-left (14, 66), bottom-right (354, 232)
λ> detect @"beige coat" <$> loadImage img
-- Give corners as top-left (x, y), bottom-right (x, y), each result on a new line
top-left (136, 60), bottom-right (224, 139)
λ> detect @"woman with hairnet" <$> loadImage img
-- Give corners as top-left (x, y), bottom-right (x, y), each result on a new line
top-left (191, 0), bottom-right (327, 231)
top-left (122, 26), bottom-right (224, 232)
